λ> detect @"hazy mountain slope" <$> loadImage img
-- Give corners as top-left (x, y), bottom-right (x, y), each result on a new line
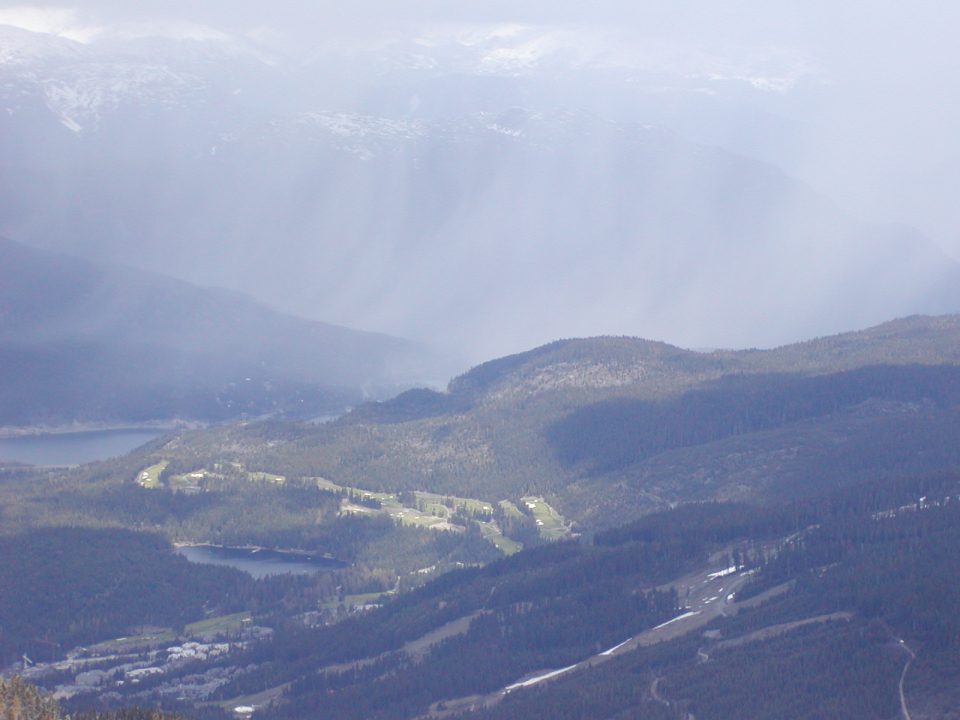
top-left (185, 337), bottom-right (740, 503)
top-left (2, 25), bottom-right (960, 357)
top-left (734, 313), bottom-right (960, 371)
top-left (149, 315), bottom-right (960, 527)
top-left (0, 238), bottom-right (440, 427)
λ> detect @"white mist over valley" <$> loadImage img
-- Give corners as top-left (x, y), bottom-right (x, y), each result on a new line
top-left (2, 1), bottom-right (960, 363)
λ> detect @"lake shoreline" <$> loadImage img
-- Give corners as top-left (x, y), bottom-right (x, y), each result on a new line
top-left (0, 421), bottom-right (198, 440)
top-left (175, 543), bottom-right (347, 578)
top-left (0, 428), bottom-right (174, 466)
top-left (174, 542), bottom-right (340, 561)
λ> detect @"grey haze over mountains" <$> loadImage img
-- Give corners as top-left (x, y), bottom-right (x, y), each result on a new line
top-left (2, 4), bottom-right (960, 361)
top-left (0, 238), bottom-right (438, 426)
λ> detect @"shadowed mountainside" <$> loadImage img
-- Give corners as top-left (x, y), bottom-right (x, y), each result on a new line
top-left (140, 315), bottom-right (960, 527)
top-left (0, 238), bottom-right (446, 427)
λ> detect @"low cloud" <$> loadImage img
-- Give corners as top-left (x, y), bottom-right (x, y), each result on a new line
top-left (2, 1), bottom-right (960, 362)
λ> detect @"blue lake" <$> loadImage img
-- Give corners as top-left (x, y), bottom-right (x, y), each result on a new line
top-left (0, 429), bottom-right (166, 466)
top-left (176, 544), bottom-right (347, 578)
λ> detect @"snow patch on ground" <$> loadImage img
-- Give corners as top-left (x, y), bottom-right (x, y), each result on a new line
top-left (600, 638), bottom-right (631, 656)
top-left (653, 610), bottom-right (700, 630)
top-left (707, 565), bottom-right (738, 579)
top-left (40, 62), bottom-right (203, 131)
top-left (504, 663), bottom-right (578, 692)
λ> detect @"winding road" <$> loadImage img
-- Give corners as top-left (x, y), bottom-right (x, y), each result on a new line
top-left (896, 639), bottom-right (916, 720)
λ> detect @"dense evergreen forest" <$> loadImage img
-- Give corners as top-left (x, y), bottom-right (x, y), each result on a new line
top-left (548, 364), bottom-right (960, 472)
top-left (453, 472), bottom-right (960, 720)
top-left (233, 538), bottom-right (688, 720)
top-left (0, 518), bottom-right (497, 669)
top-left (0, 457), bottom-right (500, 598)
top-left (0, 677), bottom-right (61, 720)
top-left (4, 463), bottom-right (960, 718)
top-left (113, 469), bottom-right (948, 720)
top-left (0, 529), bottom-right (253, 664)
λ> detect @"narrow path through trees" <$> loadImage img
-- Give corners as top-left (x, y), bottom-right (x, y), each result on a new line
top-left (896, 640), bottom-right (916, 720)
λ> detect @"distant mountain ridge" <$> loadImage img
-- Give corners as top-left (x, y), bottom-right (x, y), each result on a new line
top-left (174, 314), bottom-right (960, 529)
top-left (0, 238), bottom-right (443, 427)
top-left (363, 315), bottom-right (960, 416)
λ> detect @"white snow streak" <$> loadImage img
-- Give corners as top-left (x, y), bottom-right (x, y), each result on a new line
top-left (600, 638), bottom-right (631, 656)
top-left (652, 610), bottom-right (700, 630)
top-left (707, 566), bottom-right (738, 579)
top-left (504, 664), bottom-right (578, 691)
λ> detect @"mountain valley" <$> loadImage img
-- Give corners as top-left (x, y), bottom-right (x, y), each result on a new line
top-left (4, 10), bottom-right (960, 719)
top-left (3, 315), bottom-right (960, 718)
top-left (3, 24), bottom-right (960, 355)
top-left (0, 237), bottom-right (443, 429)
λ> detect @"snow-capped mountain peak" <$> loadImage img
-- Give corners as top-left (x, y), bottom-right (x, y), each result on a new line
top-left (0, 24), bottom-right (88, 66)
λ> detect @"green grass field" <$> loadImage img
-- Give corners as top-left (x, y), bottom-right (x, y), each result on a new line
top-left (389, 509), bottom-right (449, 529)
top-left (414, 491), bottom-right (493, 516)
top-left (315, 476), bottom-right (395, 502)
top-left (522, 496), bottom-right (571, 541)
top-left (321, 590), bottom-right (395, 612)
top-left (87, 627), bottom-right (177, 653)
top-left (248, 471), bottom-right (286, 484)
top-left (138, 464), bottom-right (545, 556)
top-left (185, 611), bottom-right (252, 637)
top-left (135, 461), bottom-right (168, 488)
top-left (478, 521), bottom-right (523, 555)
top-left (168, 469), bottom-right (206, 492)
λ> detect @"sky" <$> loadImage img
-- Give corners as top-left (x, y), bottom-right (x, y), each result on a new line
top-left (0, 1), bottom-right (949, 59)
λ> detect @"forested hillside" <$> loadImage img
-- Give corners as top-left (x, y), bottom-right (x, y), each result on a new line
top-left (434, 473), bottom-right (960, 720)
top-left (122, 315), bottom-right (960, 527)
top-left (138, 471), bottom-right (959, 720)
top-left (0, 529), bottom-right (252, 664)
top-left (0, 238), bottom-right (441, 427)
top-left (5, 316), bottom-right (960, 719)
top-left (0, 457), bottom-right (502, 666)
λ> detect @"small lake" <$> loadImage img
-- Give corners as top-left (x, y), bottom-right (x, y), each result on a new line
top-left (0, 429), bottom-right (166, 466)
top-left (177, 544), bottom-right (347, 579)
